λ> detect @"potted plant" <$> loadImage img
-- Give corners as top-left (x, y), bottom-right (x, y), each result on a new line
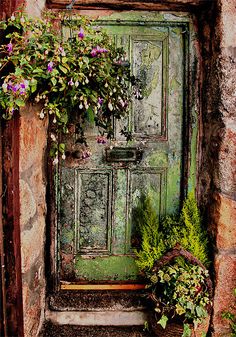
top-left (134, 194), bottom-right (212, 337)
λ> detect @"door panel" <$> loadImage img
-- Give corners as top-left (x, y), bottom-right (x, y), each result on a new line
top-left (58, 17), bottom-right (186, 283)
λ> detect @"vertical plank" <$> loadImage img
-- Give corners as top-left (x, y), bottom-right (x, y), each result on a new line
top-left (0, 123), bottom-right (7, 337)
top-left (2, 115), bottom-right (24, 337)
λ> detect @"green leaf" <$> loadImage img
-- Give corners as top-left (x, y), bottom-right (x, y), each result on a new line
top-left (86, 106), bottom-right (95, 124)
top-left (196, 306), bottom-right (207, 318)
top-left (15, 98), bottom-right (25, 107)
top-left (15, 67), bottom-right (23, 76)
top-left (58, 143), bottom-right (65, 154)
top-left (51, 77), bottom-right (57, 86)
top-left (157, 315), bottom-right (168, 329)
top-left (62, 57), bottom-right (68, 64)
top-left (182, 323), bottom-right (191, 337)
top-left (59, 65), bottom-right (68, 74)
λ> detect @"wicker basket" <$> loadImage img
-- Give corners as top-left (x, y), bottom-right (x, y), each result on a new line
top-left (147, 245), bottom-right (213, 337)
top-left (149, 313), bottom-right (210, 337)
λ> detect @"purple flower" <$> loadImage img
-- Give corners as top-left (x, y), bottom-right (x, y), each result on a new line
top-left (91, 46), bottom-right (108, 57)
top-left (78, 27), bottom-right (84, 39)
top-left (98, 97), bottom-right (103, 105)
top-left (7, 43), bottom-right (13, 53)
top-left (96, 135), bottom-right (107, 144)
top-left (47, 61), bottom-right (54, 72)
top-left (68, 78), bottom-right (74, 86)
top-left (7, 81), bottom-right (13, 91)
top-left (91, 48), bottom-right (97, 57)
top-left (12, 84), bottom-right (20, 93)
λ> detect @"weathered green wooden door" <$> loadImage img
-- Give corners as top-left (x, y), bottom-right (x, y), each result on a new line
top-left (58, 13), bottom-right (190, 284)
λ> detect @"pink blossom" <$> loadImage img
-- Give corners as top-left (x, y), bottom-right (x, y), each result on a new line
top-left (98, 97), bottom-right (103, 105)
top-left (96, 135), bottom-right (107, 144)
top-left (7, 43), bottom-right (13, 53)
top-left (59, 47), bottom-right (66, 56)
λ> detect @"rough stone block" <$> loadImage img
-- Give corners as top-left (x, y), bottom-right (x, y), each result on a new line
top-left (212, 254), bottom-right (236, 337)
top-left (21, 218), bottom-right (45, 273)
top-left (20, 179), bottom-right (37, 229)
top-left (216, 193), bottom-right (236, 250)
top-left (19, 104), bottom-right (48, 173)
top-left (219, 123), bottom-right (236, 199)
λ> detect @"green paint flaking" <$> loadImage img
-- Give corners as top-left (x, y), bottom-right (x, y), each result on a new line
top-left (75, 255), bottom-right (139, 281)
top-left (147, 151), bottom-right (168, 167)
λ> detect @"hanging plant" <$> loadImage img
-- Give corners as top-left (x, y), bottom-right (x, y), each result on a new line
top-left (0, 10), bottom-right (141, 160)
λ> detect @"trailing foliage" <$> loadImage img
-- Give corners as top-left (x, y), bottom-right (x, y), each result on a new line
top-left (0, 10), bottom-right (140, 160)
top-left (150, 261), bottom-right (210, 336)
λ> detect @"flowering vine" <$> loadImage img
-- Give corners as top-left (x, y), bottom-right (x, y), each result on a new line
top-left (0, 10), bottom-right (141, 160)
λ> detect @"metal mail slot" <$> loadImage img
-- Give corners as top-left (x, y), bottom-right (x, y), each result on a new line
top-left (106, 147), bottom-right (143, 162)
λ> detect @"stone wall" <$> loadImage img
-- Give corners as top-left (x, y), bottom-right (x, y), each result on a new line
top-left (212, 0), bottom-right (236, 335)
top-left (198, 0), bottom-right (236, 336)
top-left (19, 105), bottom-right (48, 337)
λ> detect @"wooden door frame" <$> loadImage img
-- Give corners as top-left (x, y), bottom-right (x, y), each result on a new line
top-left (0, 1), bottom-right (24, 334)
top-left (0, 117), bottom-right (24, 337)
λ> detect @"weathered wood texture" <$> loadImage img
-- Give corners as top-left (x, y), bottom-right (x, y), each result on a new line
top-left (47, 0), bottom-right (215, 10)
top-left (1, 116), bottom-right (24, 337)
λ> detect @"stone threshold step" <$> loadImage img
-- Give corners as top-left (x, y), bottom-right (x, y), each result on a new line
top-left (49, 290), bottom-right (148, 311)
top-left (46, 309), bottom-right (148, 326)
top-left (41, 322), bottom-right (156, 337)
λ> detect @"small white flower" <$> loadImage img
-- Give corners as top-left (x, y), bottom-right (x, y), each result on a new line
top-left (53, 117), bottom-right (57, 123)
top-left (109, 92), bottom-right (113, 96)
top-left (105, 82), bottom-right (108, 88)
top-left (2, 83), bottom-right (7, 92)
top-left (39, 111), bottom-right (45, 119)
top-left (108, 102), bottom-right (113, 111)
top-left (85, 78), bottom-right (89, 84)
top-left (62, 154), bottom-right (66, 160)
top-left (49, 109), bottom-right (53, 114)
top-left (42, 95), bottom-right (46, 99)
top-left (79, 103), bottom-right (83, 109)
top-left (75, 81), bottom-right (79, 87)
top-left (11, 15), bottom-right (15, 21)
top-left (50, 133), bottom-right (57, 142)
top-left (85, 103), bottom-right (89, 110)
top-left (53, 158), bottom-right (59, 165)
top-left (113, 88), bottom-right (117, 93)
top-left (20, 17), bottom-right (25, 23)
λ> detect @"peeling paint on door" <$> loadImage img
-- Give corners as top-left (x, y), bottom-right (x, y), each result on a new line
top-left (57, 12), bottom-right (197, 283)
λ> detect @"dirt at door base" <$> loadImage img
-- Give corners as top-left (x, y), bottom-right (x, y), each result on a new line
top-left (40, 322), bottom-right (156, 337)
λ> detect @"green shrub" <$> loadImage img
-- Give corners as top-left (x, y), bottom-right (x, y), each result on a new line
top-left (135, 192), bottom-right (210, 271)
